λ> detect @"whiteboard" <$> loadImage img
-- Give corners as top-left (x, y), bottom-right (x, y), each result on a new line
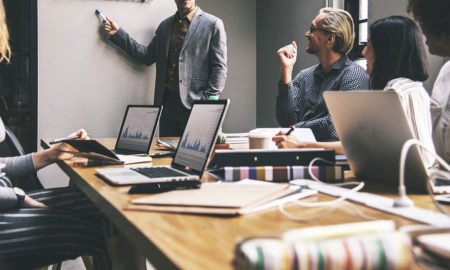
top-left (38, 0), bottom-right (175, 139)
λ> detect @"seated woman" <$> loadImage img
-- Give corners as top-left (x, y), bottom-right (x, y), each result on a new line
top-left (273, 16), bottom-right (436, 167)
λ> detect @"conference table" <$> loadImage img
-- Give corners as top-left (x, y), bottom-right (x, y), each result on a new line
top-left (41, 138), bottom-right (446, 270)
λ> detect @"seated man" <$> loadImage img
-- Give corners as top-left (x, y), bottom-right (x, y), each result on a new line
top-left (276, 7), bottom-right (369, 141)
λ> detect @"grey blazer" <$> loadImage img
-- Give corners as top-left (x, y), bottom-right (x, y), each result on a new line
top-left (110, 8), bottom-right (228, 109)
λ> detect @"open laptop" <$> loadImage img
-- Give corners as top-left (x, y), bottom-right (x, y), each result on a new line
top-left (61, 105), bottom-right (162, 165)
top-left (113, 105), bottom-right (162, 155)
top-left (324, 91), bottom-right (429, 193)
top-left (96, 99), bottom-right (230, 185)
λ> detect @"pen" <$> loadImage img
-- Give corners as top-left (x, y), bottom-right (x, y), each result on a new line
top-left (95, 9), bottom-right (106, 22)
top-left (49, 133), bottom-right (91, 145)
top-left (285, 126), bottom-right (295, 136)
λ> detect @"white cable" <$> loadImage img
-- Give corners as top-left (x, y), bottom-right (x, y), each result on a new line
top-left (279, 157), bottom-right (367, 222)
top-left (398, 139), bottom-right (450, 215)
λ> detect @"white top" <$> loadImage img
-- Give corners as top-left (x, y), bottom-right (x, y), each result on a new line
top-left (384, 78), bottom-right (436, 167)
top-left (430, 60), bottom-right (450, 162)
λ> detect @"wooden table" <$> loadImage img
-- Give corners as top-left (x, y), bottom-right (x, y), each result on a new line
top-left (41, 138), bottom-right (446, 270)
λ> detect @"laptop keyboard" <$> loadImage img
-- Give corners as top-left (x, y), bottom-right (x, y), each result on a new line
top-left (132, 167), bottom-right (186, 178)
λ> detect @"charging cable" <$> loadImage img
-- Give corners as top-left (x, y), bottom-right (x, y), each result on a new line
top-left (400, 139), bottom-right (450, 215)
top-left (279, 157), bottom-right (371, 222)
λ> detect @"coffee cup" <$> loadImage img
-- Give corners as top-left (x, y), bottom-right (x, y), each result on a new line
top-left (248, 132), bottom-right (271, 149)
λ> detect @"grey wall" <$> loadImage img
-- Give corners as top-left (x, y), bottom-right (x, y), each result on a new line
top-left (369, 0), bottom-right (446, 93)
top-left (199, 0), bottom-right (257, 132)
top-left (256, 0), bottom-right (324, 127)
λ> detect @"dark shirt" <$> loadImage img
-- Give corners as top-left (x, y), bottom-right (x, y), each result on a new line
top-left (165, 12), bottom-right (192, 92)
top-left (276, 55), bottom-right (369, 141)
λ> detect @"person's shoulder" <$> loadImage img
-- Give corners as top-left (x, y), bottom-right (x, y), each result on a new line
top-left (197, 8), bottom-right (222, 24)
top-left (385, 78), bottom-right (425, 93)
top-left (299, 65), bottom-right (317, 75)
top-left (159, 14), bottom-right (176, 27)
top-left (342, 61), bottom-right (368, 78)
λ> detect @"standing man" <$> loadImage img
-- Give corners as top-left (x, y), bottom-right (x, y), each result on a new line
top-left (276, 8), bottom-right (368, 141)
top-left (408, 0), bottom-right (450, 162)
top-left (102, 0), bottom-right (227, 136)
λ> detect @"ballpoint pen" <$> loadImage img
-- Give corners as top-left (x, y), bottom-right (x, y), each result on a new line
top-left (285, 126), bottom-right (295, 136)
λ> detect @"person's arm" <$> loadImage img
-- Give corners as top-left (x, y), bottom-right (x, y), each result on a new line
top-left (276, 74), bottom-right (304, 127)
top-left (431, 98), bottom-right (450, 162)
top-left (277, 41), bottom-right (297, 84)
top-left (106, 17), bottom-right (157, 66)
top-left (205, 18), bottom-right (227, 97)
top-left (272, 134), bottom-right (345, 154)
top-left (294, 115), bottom-right (339, 142)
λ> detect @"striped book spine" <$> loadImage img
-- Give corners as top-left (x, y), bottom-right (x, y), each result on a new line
top-left (224, 166), bottom-right (344, 182)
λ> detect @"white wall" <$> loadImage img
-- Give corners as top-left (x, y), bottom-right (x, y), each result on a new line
top-left (38, 0), bottom-right (174, 187)
top-left (37, 0), bottom-right (257, 186)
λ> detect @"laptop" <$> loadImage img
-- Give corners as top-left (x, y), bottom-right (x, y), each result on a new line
top-left (96, 99), bottom-right (230, 185)
top-left (63, 105), bottom-right (162, 165)
top-left (113, 105), bottom-right (162, 155)
top-left (324, 91), bottom-right (429, 193)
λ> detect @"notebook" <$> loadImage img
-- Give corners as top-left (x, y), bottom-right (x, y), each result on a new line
top-left (127, 180), bottom-right (315, 216)
top-left (96, 99), bottom-right (230, 185)
top-left (63, 105), bottom-right (162, 165)
top-left (324, 91), bottom-right (429, 193)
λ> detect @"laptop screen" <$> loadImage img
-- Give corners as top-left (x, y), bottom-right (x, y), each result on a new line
top-left (115, 105), bottom-right (161, 153)
top-left (173, 101), bottom-right (228, 172)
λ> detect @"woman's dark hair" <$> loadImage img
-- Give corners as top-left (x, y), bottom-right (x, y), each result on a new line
top-left (369, 16), bottom-right (429, 89)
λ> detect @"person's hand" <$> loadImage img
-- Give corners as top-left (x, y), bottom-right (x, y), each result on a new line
top-left (272, 133), bottom-right (313, 149)
top-left (277, 41), bottom-right (298, 69)
top-left (103, 17), bottom-right (120, 37)
top-left (23, 195), bottom-right (47, 208)
top-left (51, 141), bottom-right (79, 161)
top-left (66, 129), bottom-right (90, 140)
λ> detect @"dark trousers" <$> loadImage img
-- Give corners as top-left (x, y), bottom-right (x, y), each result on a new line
top-left (0, 187), bottom-right (111, 270)
top-left (160, 90), bottom-right (190, 137)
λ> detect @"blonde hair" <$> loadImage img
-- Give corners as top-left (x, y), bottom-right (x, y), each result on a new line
top-left (318, 7), bottom-right (355, 54)
top-left (0, 0), bottom-right (11, 63)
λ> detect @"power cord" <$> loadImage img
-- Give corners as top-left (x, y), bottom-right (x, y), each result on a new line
top-left (279, 157), bottom-right (373, 222)
top-left (397, 139), bottom-right (450, 215)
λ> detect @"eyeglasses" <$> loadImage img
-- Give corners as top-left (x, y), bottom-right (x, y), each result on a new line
top-left (308, 25), bottom-right (331, 34)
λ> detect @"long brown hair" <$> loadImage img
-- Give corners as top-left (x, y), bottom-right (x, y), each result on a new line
top-left (0, 0), bottom-right (11, 63)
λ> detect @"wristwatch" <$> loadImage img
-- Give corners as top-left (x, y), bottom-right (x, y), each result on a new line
top-left (13, 187), bottom-right (26, 207)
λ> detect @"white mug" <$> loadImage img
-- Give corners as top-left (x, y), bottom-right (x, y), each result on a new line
top-left (248, 132), bottom-right (271, 149)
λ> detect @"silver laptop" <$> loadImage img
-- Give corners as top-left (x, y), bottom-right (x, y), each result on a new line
top-left (96, 99), bottom-right (230, 185)
top-left (324, 91), bottom-right (429, 193)
top-left (113, 105), bottom-right (162, 155)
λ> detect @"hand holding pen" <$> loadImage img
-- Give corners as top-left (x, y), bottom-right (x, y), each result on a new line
top-left (285, 126), bottom-right (295, 136)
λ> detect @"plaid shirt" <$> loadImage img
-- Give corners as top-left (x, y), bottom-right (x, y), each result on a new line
top-left (276, 55), bottom-right (369, 141)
